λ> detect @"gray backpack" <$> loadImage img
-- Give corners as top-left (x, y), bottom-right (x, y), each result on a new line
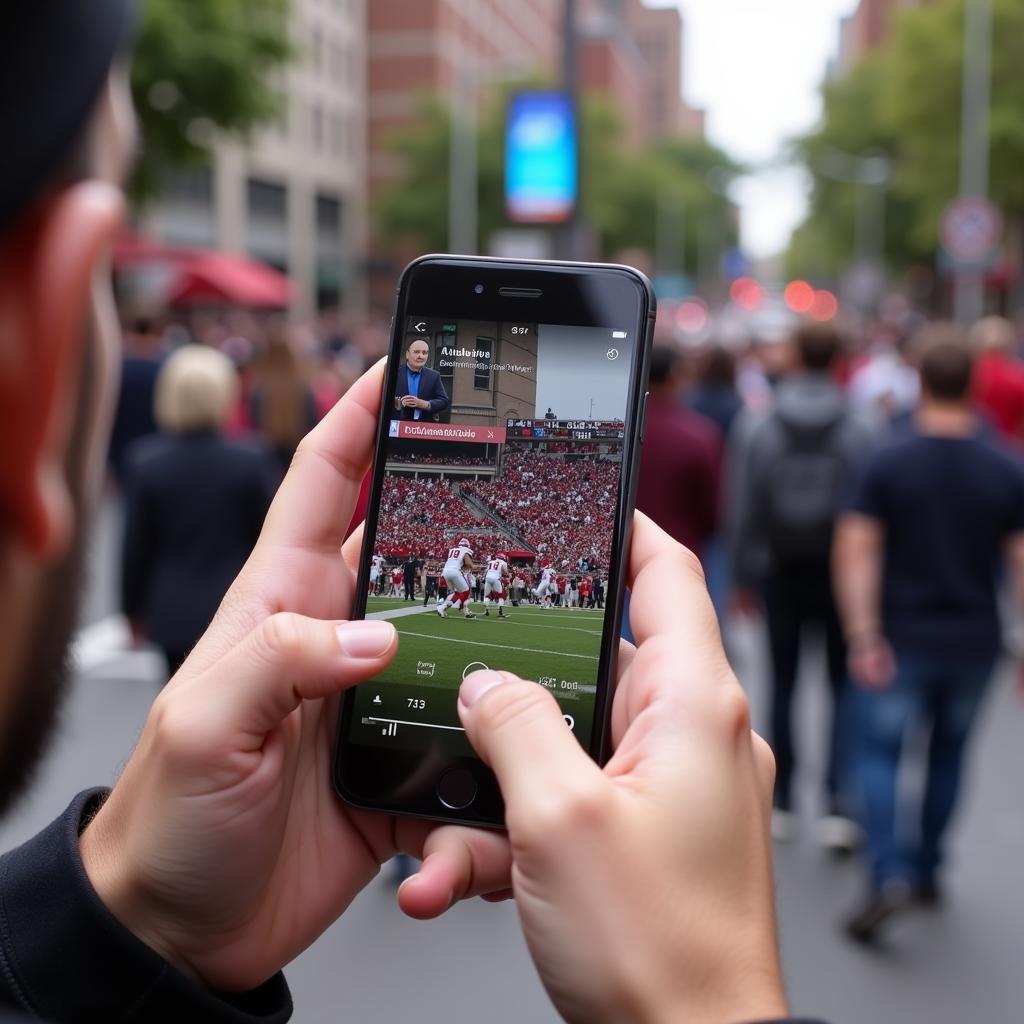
top-left (762, 416), bottom-right (847, 564)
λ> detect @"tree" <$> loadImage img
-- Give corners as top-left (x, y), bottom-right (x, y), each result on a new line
top-left (882, 0), bottom-right (1024, 251)
top-left (788, 0), bottom-right (1024, 285)
top-left (374, 88), bottom-right (740, 275)
top-left (130, 0), bottom-right (294, 203)
top-left (786, 54), bottom-right (924, 282)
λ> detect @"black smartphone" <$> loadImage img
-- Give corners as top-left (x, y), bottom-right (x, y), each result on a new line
top-left (333, 255), bottom-right (655, 828)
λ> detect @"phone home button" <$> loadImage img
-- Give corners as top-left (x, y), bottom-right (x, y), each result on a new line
top-left (436, 768), bottom-right (478, 810)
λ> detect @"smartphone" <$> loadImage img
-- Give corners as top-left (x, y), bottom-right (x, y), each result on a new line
top-left (334, 255), bottom-right (655, 828)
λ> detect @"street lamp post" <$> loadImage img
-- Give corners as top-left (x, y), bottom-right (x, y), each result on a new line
top-left (953, 0), bottom-right (994, 326)
top-left (448, 53), bottom-right (478, 254)
top-left (814, 147), bottom-right (891, 311)
top-left (557, 0), bottom-right (580, 260)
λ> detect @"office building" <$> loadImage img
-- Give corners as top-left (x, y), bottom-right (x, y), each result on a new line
top-left (144, 0), bottom-right (367, 316)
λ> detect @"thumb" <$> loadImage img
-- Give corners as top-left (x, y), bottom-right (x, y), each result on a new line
top-left (458, 671), bottom-right (602, 816)
top-left (187, 614), bottom-right (397, 745)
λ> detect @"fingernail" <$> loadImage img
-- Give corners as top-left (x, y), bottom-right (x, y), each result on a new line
top-left (336, 621), bottom-right (395, 658)
top-left (460, 670), bottom-right (506, 707)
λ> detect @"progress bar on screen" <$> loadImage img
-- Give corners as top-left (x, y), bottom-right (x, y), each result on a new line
top-left (363, 716), bottom-right (466, 733)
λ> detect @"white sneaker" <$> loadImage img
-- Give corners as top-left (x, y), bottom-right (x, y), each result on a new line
top-left (816, 815), bottom-right (861, 855)
top-left (771, 808), bottom-right (796, 843)
top-left (436, 606), bottom-right (446, 618)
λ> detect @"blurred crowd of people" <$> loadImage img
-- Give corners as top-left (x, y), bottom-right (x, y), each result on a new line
top-left (109, 294), bottom-right (1024, 951)
top-left (638, 310), bottom-right (1024, 944)
top-left (110, 311), bottom-right (380, 672)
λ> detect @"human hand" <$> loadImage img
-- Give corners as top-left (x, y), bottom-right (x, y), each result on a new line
top-left (848, 634), bottom-right (896, 690)
top-left (79, 361), bottom-right (513, 992)
top-left (456, 515), bottom-right (787, 1024)
top-left (400, 395), bottom-right (426, 409)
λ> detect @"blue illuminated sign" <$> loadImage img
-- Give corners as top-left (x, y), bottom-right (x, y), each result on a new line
top-left (505, 91), bottom-right (578, 225)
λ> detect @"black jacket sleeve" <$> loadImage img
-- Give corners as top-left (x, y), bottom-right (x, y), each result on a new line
top-left (0, 791), bottom-right (292, 1023)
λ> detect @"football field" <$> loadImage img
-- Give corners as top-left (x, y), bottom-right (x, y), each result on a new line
top-left (365, 597), bottom-right (605, 697)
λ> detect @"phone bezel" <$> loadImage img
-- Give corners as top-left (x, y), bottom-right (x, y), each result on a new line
top-left (333, 255), bottom-right (655, 828)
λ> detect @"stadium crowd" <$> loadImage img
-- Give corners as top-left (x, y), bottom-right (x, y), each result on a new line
top-left (462, 448), bottom-right (620, 570)
top-left (386, 452), bottom-right (495, 467)
top-left (374, 475), bottom-right (513, 559)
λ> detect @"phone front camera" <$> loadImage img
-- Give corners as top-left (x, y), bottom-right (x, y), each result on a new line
top-left (474, 284), bottom-right (485, 295)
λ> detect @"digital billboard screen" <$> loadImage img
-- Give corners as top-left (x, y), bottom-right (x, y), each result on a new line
top-left (505, 91), bottom-right (578, 225)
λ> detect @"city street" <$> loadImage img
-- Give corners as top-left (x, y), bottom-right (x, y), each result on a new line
top-left (0, 501), bottom-right (1021, 1024)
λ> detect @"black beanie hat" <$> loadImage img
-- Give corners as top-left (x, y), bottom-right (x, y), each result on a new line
top-left (0, 0), bottom-right (136, 236)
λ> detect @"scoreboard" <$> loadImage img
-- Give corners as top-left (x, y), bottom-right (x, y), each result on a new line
top-left (506, 418), bottom-right (625, 441)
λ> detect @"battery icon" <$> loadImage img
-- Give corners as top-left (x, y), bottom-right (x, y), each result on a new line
top-left (611, 330), bottom-right (627, 339)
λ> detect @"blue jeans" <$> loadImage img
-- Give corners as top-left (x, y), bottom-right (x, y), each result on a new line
top-left (847, 650), bottom-right (994, 888)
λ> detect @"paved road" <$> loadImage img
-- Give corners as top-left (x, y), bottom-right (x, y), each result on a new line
top-left (2, 502), bottom-right (1021, 1022)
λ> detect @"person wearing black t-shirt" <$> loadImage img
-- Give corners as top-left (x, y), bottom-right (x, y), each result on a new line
top-left (835, 324), bottom-right (1024, 942)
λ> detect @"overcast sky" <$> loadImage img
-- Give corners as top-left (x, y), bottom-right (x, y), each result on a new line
top-left (534, 325), bottom-right (634, 419)
top-left (649, 0), bottom-right (860, 260)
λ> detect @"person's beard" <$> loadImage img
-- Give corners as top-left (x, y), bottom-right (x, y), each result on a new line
top-left (0, 329), bottom-right (97, 817)
top-left (0, 529), bottom-right (86, 817)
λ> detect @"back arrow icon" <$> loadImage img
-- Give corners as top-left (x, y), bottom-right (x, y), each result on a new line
top-left (413, 321), bottom-right (427, 332)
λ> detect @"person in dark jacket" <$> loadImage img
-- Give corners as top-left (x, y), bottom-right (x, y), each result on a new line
top-left (689, 344), bottom-right (744, 441)
top-left (122, 345), bottom-right (278, 675)
top-left (0, 5), bottom-right (821, 1024)
top-left (636, 346), bottom-right (721, 560)
top-left (106, 317), bottom-right (165, 485)
top-left (729, 323), bottom-right (876, 849)
top-left (393, 337), bottom-right (450, 421)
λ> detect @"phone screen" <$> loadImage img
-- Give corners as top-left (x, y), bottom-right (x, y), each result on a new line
top-left (346, 313), bottom-right (637, 761)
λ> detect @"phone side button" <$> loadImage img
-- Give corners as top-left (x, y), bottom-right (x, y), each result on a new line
top-left (639, 391), bottom-right (650, 444)
top-left (436, 768), bottom-right (478, 810)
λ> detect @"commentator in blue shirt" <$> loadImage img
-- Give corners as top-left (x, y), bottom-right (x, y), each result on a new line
top-left (394, 338), bottom-right (450, 421)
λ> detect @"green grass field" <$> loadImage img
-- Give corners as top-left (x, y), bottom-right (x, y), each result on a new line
top-left (364, 600), bottom-right (606, 736)
top-left (364, 597), bottom-right (414, 613)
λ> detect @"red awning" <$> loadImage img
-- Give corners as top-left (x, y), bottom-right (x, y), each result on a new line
top-left (114, 231), bottom-right (193, 266)
top-left (167, 252), bottom-right (292, 309)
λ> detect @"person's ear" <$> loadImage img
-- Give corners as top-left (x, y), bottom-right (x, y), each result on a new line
top-left (0, 181), bottom-right (124, 562)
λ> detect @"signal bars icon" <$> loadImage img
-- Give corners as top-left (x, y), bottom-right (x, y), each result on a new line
top-left (380, 721), bottom-right (397, 737)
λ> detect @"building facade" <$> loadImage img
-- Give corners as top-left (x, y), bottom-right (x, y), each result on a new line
top-left (145, 0), bottom-right (368, 317)
top-left (367, 0), bottom-right (563, 200)
top-left (577, 0), bottom-right (704, 147)
top-left (366, 0), bottom-right (704, 303)
top-left (835, 0), bottom-right (929, 74)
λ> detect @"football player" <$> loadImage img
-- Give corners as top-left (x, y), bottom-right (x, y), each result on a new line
top-left (533, 561), bottom-right (557, 609)
top-left (483, 552), bottom-right (509, 618)
top-left (369, 553), bottom-right (384, 595)
top-left (437, 538), bottom-right (477, 618)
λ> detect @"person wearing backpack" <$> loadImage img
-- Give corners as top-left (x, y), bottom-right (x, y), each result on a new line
top-left (729, 322), bottom-right (876, 849)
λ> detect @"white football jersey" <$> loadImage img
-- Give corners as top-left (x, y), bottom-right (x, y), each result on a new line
top-left (443, 545), bottom-right (472, 574)
top-left (540, 567), bottom-right (554, 585)
top-left (486, 559), bottom-right (508, 578)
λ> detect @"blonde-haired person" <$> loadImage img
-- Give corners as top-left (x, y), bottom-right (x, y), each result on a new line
top-left (969, 315), bottom-right (1024, 441)
top-left (122, 345), bottom-right (278, 676)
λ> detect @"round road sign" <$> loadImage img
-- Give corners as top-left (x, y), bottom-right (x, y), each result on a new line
top-left (941, 197), bottom-right (1002, 264)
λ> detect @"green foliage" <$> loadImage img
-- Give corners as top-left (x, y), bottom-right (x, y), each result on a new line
top-left (374, 89), bottom-right (740, 272)
top-left (788, 0), bottom-right (1024, 280)
top-left (130, 0), bottom-right (294, 203)
top-left (883, 0), bottom-right (1024, 248)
